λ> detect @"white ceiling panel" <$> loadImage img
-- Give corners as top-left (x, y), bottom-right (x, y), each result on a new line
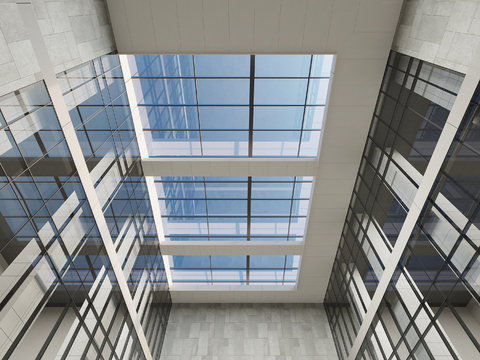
top-left (107, 0), bottom-right (404, 302)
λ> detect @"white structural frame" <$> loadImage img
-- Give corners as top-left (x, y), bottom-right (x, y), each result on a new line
top-left (346, 50), bottom-right (480, 360)
top-left (17, 4), bottom-right (154, 360)
top-left (119, 53), bottom-right (336, 294)
top-left (119, 54), bottom-right (174, 287)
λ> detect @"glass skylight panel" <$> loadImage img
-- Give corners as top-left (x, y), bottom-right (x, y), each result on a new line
top-left (156, 176), bottom-right (312, 241)
top-left (120, 55), bottom-right (330, 288)
top-left (127, 54), bottom-right (333, 157)
top-left (169, 255), bottom-right (300, 284)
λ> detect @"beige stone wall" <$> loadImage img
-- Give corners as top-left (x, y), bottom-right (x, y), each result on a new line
top-left (393, 0), bottom-right (480, 74)
top-left (0, 0), bottom-right (115, 97)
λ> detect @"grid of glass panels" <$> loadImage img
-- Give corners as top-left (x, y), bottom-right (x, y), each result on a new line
top-left (170, 255), bottom-right (300, 284)
top-left (156, 176), bottom-right (312, 241)
top-left (0, 80), bottom-right (147, 359)
top-left (58, 54), bottom-right (172, 358)
top-left (323, 51), bottom-right (465, 360)
top-left (127, 54), bottom-right (333, 157)
top-left (355, 80), bottom-right (480, 360)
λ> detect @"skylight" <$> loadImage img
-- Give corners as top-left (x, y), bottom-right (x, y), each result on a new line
top-left (170, 255), bottom-right (300, 285)
top-left (157, 176), bottom-right (312, 241)
top-left (120, 54), bottom-right (336, 287)
top-left (127, 55), bottom-right (333, 157)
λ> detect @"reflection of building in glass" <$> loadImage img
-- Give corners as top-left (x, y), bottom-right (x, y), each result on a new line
top-left (3, 1), bottom-right (480, 359)
top-left (128, 55), bottom-right (331, 158)
top-left (0, 52), bottom-right (331, 358)
top-left (324, 51), bottom-right (480, 360)
top-left (0, 55), bottom-right (170, 359)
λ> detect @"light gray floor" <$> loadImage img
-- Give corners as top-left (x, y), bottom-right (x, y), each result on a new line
top-left (160, 303), bottom-right (338, 360)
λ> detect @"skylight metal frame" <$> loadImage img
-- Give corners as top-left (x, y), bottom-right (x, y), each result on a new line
top-left (130, 54), bottom-right (331, 158)
top-left (121, 54), bottom-right (335, 290)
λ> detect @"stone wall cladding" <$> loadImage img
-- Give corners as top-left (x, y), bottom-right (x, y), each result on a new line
top-left (0, 0), bottom-right (116, 97)
top-left (393, 0), bottom-right (480, 74)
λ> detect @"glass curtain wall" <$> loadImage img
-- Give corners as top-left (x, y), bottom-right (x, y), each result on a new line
top-left (58, 54), bottom-right (171, 358)
top-left (0, 54), bottom-right (172, 360)
top-left (0, 79), bottom-right (148, 359)
top-left (355, 80), bottom-right (480, 360)
top-left (324, 51), bottom-right (465, 360)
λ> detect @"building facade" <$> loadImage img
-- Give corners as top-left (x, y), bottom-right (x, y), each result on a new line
top-left (0, 53), bottom-right (170, 359)
top-left (1, 0), bottom-right (480, 359)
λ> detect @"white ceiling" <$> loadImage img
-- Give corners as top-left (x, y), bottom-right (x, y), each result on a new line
top-left (107, 0), bottom-right (404, 302)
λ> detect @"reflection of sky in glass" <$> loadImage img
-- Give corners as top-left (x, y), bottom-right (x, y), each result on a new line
top-left (128, 54), bottom-right (333, 157)
top-left (170, 255), bottom-right (300, 284)
top-left (156, 176), bottom-right (312, 242)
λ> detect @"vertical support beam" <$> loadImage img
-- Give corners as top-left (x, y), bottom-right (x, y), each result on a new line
top-left (248, 55), bottom-right (255, 157)
top-left (347, 64), bottom-right (480, 360)
top-left (17, 4), bottom-right (153, 360)
top-left (119, 55), bottom-right (173, 287)
top-left (246, 177), bottom-right (252, 284)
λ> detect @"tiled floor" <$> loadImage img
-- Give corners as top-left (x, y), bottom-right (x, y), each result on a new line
top-left (160, 303), bottom-right (338, 360)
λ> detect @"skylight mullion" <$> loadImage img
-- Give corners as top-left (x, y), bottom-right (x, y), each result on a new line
top-left (246, 255), bottom-right (250, 285)
top-left (192, 55), bottom-right (204, 157)
top-left (248, 55), bottom-right (255, 157)
top-left (247, 176), bottom-right (252, 284)
top-left (203, 176), bottom-right (211, 242)
top-left (158, 56), bottom-right (177, 131)
top-left (287, 176), bottom-right (297, 241)
top-left (247, 176), bottom-right (252, 242)
top-left (209, 255), bottom-right (213, 285)
top-left (297, 55), bottom-right (314, 157)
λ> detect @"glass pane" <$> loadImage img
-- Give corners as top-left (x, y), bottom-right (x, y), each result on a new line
top-left (197, 79), bottom-right (249, 105)
top-left (251, 200), bottom-right (292, 216)
top-left (255, 55), bottom-right (311, 77)
top-left (208, 217), bottom-right (247, 236)
top-left (294, 182), bottom-right (312, 198)
top-left (207, 200), bottom-right (247, 216)
top-left (129, 55), bottom-right (194, 77)
top-left (299, 131), bottom-right (321, 157)
top-left (171, 255), bottom-right (210, 268)
top-left (139, 106), bottom-right (199, 130)
top-left (211, 255), bottom-right (246, 268)
top-left (211, 270), bottom-right (247, 282)
top-left (255, 79), bottom-right (308, 105)
top-left (303, 106), bottom-right (325, 130)
top-left (250, 255), bottom-right (286, 268)
top-left (205, 182), bottom-right (248, 199)
top-left (132, 78), bottom-right (197, 105)
top-left (251, 182), bottom-right (294, 199)
top-left (254, 106), bottom-right (304, 130)
top-left (159, 199), bottom-right (207, 216)
top-left (195, 55), bottom-right (250, 77)
top-left (0, 81), bottom-right (50, 123)
top-left (144, 130), bottom-right (201, 157)
top-left (307, 79), bottom-right (330, 105)
top-left (311, 55), bottom-right (334, 77)
top-left (198, 106), bottom-right (249, 130)
top-left (162, 217), bottom-right (208, 236)
top-left (252, 131), bottom-right (301, 157)
top-left (250, 217), bottom-right (289, 236)
top-left (201, 131), bottom-right (248, 157)
top-left (156, 182), bottom-right (205, 199)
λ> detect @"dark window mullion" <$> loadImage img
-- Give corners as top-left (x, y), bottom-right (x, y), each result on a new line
top-left (192, 55), bottom-right (204, 157)
top-left (297, 55), bottom-right (314, 157)
top-left (247, 176), bottom-right (252, 284)
top-left (248, 55), bottom-right (255, 157)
